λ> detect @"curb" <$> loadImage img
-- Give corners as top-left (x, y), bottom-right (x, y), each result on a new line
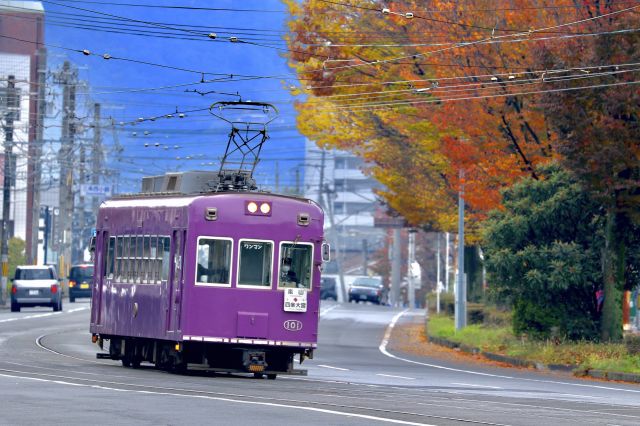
top-left (426, 334), bottom-right (640, 385)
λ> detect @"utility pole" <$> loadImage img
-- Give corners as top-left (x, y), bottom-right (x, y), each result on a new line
top-left (76, 138), bottom-right (86, 263)
top-left (0, 75), bottom-right (17, 305)
top-left (408, 229), bottom-right (416, 309)
top-left (455, 170), bottom-right (466, 330)
top-left (55, 61), bottom-right (77, 277)
top-left (362, 238), bottom-right (368, 275)
top-left (445, 232), bottom-right (450, 292)
top-left (28, 48), bottom-right (47, 264)
top-left (91, 103), bottom-right (102, 215)
top-left (295, 167), bottom-right (300, 196)
top-left (391, 228), bottom-right (402, 307)
top-left (436, 232), bottom-right (441, 314)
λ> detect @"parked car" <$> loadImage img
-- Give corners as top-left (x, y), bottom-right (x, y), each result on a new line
top-left (348, 276), bottom-right (388, 305)
top-left (10, 265), bottom-right (62, 312)
top-left (320, 276), bottom-right (337, 300)
top-left (69, 264), bottom-right (94, 302)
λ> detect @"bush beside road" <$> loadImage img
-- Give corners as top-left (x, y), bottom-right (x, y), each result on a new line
top-left (425, 314), bottom-right (640, 383)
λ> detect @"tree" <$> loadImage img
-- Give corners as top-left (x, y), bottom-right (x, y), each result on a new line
top-left (483, 165), bottom-right (603, 340)
top-left (9, 238), bottom-right (26, 281)
top-left (535, 5), bottom-right (640, 340)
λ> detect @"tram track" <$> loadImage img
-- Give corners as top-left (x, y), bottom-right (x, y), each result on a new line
top-left (5, 306), bottom-right (640, 425)
top-left (24, 330), bottom-right (640, 426)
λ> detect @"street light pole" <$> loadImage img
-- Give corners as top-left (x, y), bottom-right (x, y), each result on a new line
top-left (455, 170), bottom-right (466, 330)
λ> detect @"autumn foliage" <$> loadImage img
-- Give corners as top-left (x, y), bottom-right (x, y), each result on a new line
top-left (284, 0), bottom-right (639, 236)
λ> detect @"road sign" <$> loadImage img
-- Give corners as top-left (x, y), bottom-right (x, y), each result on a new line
top-left (81, 184), bottom-right (112, 197)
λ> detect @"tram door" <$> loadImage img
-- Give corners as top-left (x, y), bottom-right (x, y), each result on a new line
top-left (168, 229), bottom-right (186, 333)
top-left (94, 231), bottom-right (108, 326)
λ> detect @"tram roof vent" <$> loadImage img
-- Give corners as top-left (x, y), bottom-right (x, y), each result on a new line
top-left (140, 171), bottom-right (220, 194)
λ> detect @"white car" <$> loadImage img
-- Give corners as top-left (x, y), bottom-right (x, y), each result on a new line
top-left (10, 265), bottom-right (62, 312)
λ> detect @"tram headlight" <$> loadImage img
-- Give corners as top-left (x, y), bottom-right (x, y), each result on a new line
top-left (245, 201), bottom-right (272, 216)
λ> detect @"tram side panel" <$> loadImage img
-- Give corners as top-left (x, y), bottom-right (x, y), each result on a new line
top-left (91, 202), bottom-right (190, 343)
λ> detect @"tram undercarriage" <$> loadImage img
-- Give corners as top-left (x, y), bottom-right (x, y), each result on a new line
top-left (95, 335), bottom-right (311, 379)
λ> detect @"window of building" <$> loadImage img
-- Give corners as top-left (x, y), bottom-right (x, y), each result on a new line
top-left (238, 239), bottom-right (273, 288)
top-left (195, 237), bottom-right (233, 286)
top-left (278, 242), bottom-right (313, 290)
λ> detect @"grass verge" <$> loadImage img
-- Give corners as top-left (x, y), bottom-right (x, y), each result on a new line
top-left (427, 314), bottom-right (640, 374)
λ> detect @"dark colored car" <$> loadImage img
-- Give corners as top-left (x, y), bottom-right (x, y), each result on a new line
top-left (11, 265), bottom-right (62, 312)
top-left (320, 276), bottom-right (337, 300)
top-left (69, 264), bottom-right (94, 302)
top-left (348, 277), bottom-right (387, 305)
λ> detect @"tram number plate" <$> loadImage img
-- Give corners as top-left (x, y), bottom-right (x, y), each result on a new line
top-left (284, 288), bottom-right (307, 312)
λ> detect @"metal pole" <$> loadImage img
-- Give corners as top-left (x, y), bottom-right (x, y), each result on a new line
top-left (91, 103), bottom-right (102, 215)
top-left (57, 61), bottom-right (76, 275)
top-left (43, 206), bottom-right (50, 265)
top-left (391, 228), bottom-right (402, 307)
top-left (362, 238), bottom-right (368, 275)
top-left (0, 75), bottom-right (16, 305)
top-left (455, 170), bottom-right (466, 330)
top-left (445, 232), bottom-right (450, 292)
top-left (436, 232), bottom-right (441, 314)
top-left (408, 229), bottom-right (416, 309)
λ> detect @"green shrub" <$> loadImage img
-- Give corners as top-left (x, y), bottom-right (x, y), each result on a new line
top-left (426, 291), bottom-right (454, 316)
top-left (468, 303), bottom-right (485, 324)
top-left (625, 335), bottom-right (640, 355)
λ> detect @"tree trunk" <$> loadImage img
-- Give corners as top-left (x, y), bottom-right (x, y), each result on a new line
top-left (600, 207), bottom-right (623, 342)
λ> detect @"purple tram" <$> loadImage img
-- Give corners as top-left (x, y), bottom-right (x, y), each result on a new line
top-left (90, 187), bottom-right (327, 379)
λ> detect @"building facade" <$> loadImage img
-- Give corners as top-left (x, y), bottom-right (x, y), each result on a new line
top-left (0, 1), bottom-right (45, 262)
top-left (303, 139), bottom-right (385, 274)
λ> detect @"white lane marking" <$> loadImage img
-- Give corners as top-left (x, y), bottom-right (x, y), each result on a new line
top-left (451, 383), bottom-right (502, 389)
top-left (0, 306), bottom-right (89, 323)
top-left (379, 310), bottom-right (640, 394)
top-left (319, 304), bottom-right (339, 317)
top-left (0, 372), bottom-right (434, 426)
top-left (317, 364), bottom-right (350, 371)
top-left (377, 374), bottom-right (415, 380)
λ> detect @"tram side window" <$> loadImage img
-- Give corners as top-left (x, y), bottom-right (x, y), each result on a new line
top-left (115, 237), bottom-right (123, 281)
top-left (238, 240), bottom-right (272, 287)
top-left (278, 243), bottom-right (313, 290)
top-left (105, 237), bottom-right (115, 279)
top-left (161, 237), bottom-right (171, 281)
top-left (142, 236), bottom-right (151, 283)
top-left (196, 238), bottom-right (232, 285)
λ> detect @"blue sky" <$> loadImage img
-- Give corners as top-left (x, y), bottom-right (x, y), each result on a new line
top-left (41, 0), bottom-right (306, 193)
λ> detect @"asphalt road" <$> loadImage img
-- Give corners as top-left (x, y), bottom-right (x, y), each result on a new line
top-left (1, 300), bottom-right (639, 425)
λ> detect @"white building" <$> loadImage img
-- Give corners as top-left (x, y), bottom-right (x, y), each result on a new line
top-left (303, 139), bottom-right (385, 273)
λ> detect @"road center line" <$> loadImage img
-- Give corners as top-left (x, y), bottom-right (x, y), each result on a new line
top-left (451, 383), bottom-right (502, 389)
top-left (377, 374), bottom-right (415, 380)
top-left (0, 306), bottom-right (89, 324)
top-left (319, 304), bottom-right (339, 317)
top-left (317, 364), bottom-right (349, 371)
